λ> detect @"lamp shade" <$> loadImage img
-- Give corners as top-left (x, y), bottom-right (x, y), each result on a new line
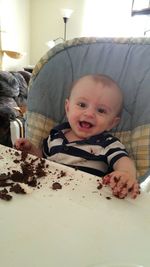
top-left (61, 8), bottom-right (73, 18)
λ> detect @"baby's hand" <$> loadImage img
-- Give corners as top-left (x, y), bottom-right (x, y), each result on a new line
top-left (14, 138), bottom-right (32, 152)
top-left (103, 171), bottom-right (140, 199)
top-left (15, 138), bottom-right (42, 157)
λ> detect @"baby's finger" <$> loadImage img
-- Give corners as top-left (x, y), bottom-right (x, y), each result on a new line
top-left (129, 183), bottom-right (140, 199)
top-left (116, 180), bottom-right (140, 199)
top-left (113, 186), bottom-right (128, 199)
top-left (109, 175), bottom-right (121, 189)
top-left (103, 174), bottom-right (111, 185)
top-left (112, 183), bottom-right (128, 199)
top-left (15, 140), bottom-right (26, 150)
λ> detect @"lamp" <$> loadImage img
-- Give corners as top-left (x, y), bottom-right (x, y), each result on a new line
top-left (61, 8), bottom-right (73, 41)
top-left (46, 8), bottom-right (73, 49)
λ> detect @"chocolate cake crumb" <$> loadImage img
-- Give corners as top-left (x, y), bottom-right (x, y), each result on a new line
top-left (35, 161), bottom-right (47, 178)
top-left (0, 181), bottom-right (14, 187)
top-left (0, 188), bottom-right (12, 201)
top-left (14, 151), bottom-right (20, 157)
top-left (1, 188), bottom-right (8, 193)
top-left (28, 178), bottom-right (37, 187)
top-left (60, 170), bottom-right (66, 177)
top-left (52, 182), bottom-right (62, 190)
top-left (21, 151), bottom-right (28, 161)
top-left (106, 196), bottom-right (111, 200)
top-left (97, 183), bottom-right (103, 190)
top-left (13, 159), bottom-right (20, 164)
top-left (57, 170), bottom-right (66, 179)
top-left (0, 173), bottom-right (10, 181)
top-left (10, 184), bottom-right (26, 194)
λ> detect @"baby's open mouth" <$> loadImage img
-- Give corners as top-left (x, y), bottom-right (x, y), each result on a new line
top-left (79, 121), bottom-right (93, 128)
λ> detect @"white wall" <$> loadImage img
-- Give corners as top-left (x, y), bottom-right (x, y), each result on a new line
top-left (30, 0), bottom-right (85, 65)
top-left (0, 0), bottom-right (30, 70)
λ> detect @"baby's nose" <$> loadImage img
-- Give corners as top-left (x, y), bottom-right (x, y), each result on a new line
top-left (84, 108), bottom-right (95, 118)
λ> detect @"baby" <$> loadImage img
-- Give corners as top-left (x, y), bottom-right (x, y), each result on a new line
top-left (15, 74), bottom-right (140, 199)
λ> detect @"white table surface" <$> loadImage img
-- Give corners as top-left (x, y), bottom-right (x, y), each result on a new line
top-left (0, 144), bottom-right (150, 267)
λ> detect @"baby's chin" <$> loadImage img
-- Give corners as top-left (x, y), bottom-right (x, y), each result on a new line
top-left (75, 131), bottom-right (95, 140)
top-left (69, 131), bottom-right (90, 141)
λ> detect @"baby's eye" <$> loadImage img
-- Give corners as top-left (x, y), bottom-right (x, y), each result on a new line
top-left (97, 108), bottom-right (106, 114)
top-left (78, 102), bottom-right (87, 108)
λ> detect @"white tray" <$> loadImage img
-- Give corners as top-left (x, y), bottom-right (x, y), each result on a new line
top-left (0, 144), bottom-right (150, 267)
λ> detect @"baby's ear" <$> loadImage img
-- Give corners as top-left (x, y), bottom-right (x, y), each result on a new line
top-left (113, 116), bottom-right (120, 127)
top-left (108, 116), bottom-right (120, 131)
top-left (65, 98), bottom-right (69, 114)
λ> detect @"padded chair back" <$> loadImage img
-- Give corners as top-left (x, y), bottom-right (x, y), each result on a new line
top-left (27, 37), bottom-right (150, 180)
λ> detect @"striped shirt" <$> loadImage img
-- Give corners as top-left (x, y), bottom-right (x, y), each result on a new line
top-left (43, 122), bottom-right (128, 177)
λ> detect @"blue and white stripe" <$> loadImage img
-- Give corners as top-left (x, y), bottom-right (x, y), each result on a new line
top-left (43, 122), bottom-right (128, 176)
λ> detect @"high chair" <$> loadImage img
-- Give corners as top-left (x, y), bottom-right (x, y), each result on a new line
top-left (26, 37), bottom-right (150, 187)
top-left (10, 118), bottom-right (25, 145)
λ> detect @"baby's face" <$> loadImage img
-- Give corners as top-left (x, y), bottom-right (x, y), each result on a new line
top-left (65, 77), bottom-right (122, 141)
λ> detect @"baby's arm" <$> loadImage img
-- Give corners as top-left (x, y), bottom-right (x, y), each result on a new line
top-left (103, 156), bottom-right (140, 199)
top-left (15, 138), bottom-right (43, 158)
